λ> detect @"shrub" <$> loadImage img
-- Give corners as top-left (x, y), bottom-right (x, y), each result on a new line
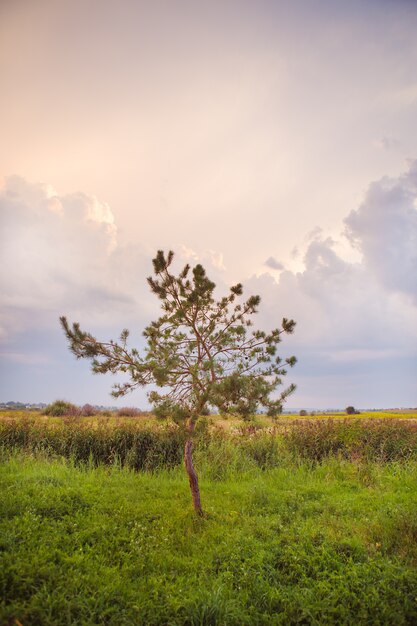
top-left (43, 400), bottom-right (79, 417)
top-left (117, 407), bottom-right (143, 417)
top-left (80, 404), bottom-right (97, 417)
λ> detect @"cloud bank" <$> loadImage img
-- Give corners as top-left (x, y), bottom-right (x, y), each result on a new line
top-left (248, 161), bottom-right (417, 406)
top-left (1, 163), bottom-right (416, 407)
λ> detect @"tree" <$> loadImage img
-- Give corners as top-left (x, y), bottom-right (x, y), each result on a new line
top-left (60, 250), bottom-right (297, 515)
top-left (346, 406), bottom-right (356, 415)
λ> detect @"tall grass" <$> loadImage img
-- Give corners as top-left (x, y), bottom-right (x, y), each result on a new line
top-left (284, 418), bottom-right (417, 462)
top-left (0, 417), bottom-right (185, 470)
top-left (1, 416), bottom-right (416, 472)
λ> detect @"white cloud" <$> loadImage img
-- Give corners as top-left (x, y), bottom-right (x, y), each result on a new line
top-left (0, 176), bottom-right (141, 338)
top-left (179, 245), bottom-right (200, 263)
top-left (206, 250), bottom-right (225, 271)
top-left (344, 159), bottom-right (417, 303)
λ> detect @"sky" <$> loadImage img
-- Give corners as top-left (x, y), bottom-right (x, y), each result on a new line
top-left (1, 0), bottom-right (416, 409)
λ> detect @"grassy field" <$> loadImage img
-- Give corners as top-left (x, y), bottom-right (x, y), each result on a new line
top-left (1, 408), bottom-right (417, 429)
top-left (1, 411), bottom-right (417, 625)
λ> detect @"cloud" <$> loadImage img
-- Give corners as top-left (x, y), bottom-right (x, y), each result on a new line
top-left (0, 177), bottom-right (233, 404)
top-left (0, 176), bottom-right (144, 341)
top-left (265, 256), bottom-right (284, 271)
top-left (344, 159), bottom-right (417, 303)
top-left (179, 245), bottom-right (225, 270)
top-left (250, 236), bottom-right (415, 357)
top-left (0, 176), bottom-right (230, 343)
top-left (373, 136), bottom-right (400, 151)
top-left (245, 161), bottom-right (417, 406)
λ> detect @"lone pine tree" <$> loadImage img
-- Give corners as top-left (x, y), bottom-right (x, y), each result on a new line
top-left (60, 250), bottom-right (297, 515)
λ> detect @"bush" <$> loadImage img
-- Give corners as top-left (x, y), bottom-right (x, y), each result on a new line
top-left (117, 407), bottom-right (144, 417)
top-left (43, 400), bottom-right (79, 417)
top-left (80, 403), bottom-right (96, 417)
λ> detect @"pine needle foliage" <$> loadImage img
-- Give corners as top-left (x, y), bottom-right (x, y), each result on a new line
top-left (60, 250), bottom-right (297, 422)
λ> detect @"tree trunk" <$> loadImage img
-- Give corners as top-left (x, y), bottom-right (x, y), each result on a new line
top-left (184, 419), bottom-right (203, 515)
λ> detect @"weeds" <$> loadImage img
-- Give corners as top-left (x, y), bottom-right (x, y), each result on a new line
top-left (1, 416), bottom-right (416, 473)
top-left (284, 418), bottom-right (417, 463)
top-left (0, 417), bottom-right (185, 470)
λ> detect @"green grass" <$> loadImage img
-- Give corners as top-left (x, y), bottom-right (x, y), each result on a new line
top-left (1, 454), bottom-right (417, 625)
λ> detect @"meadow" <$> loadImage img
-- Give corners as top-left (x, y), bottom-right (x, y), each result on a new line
top-left (1, 409), bottom-right (417, 625)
